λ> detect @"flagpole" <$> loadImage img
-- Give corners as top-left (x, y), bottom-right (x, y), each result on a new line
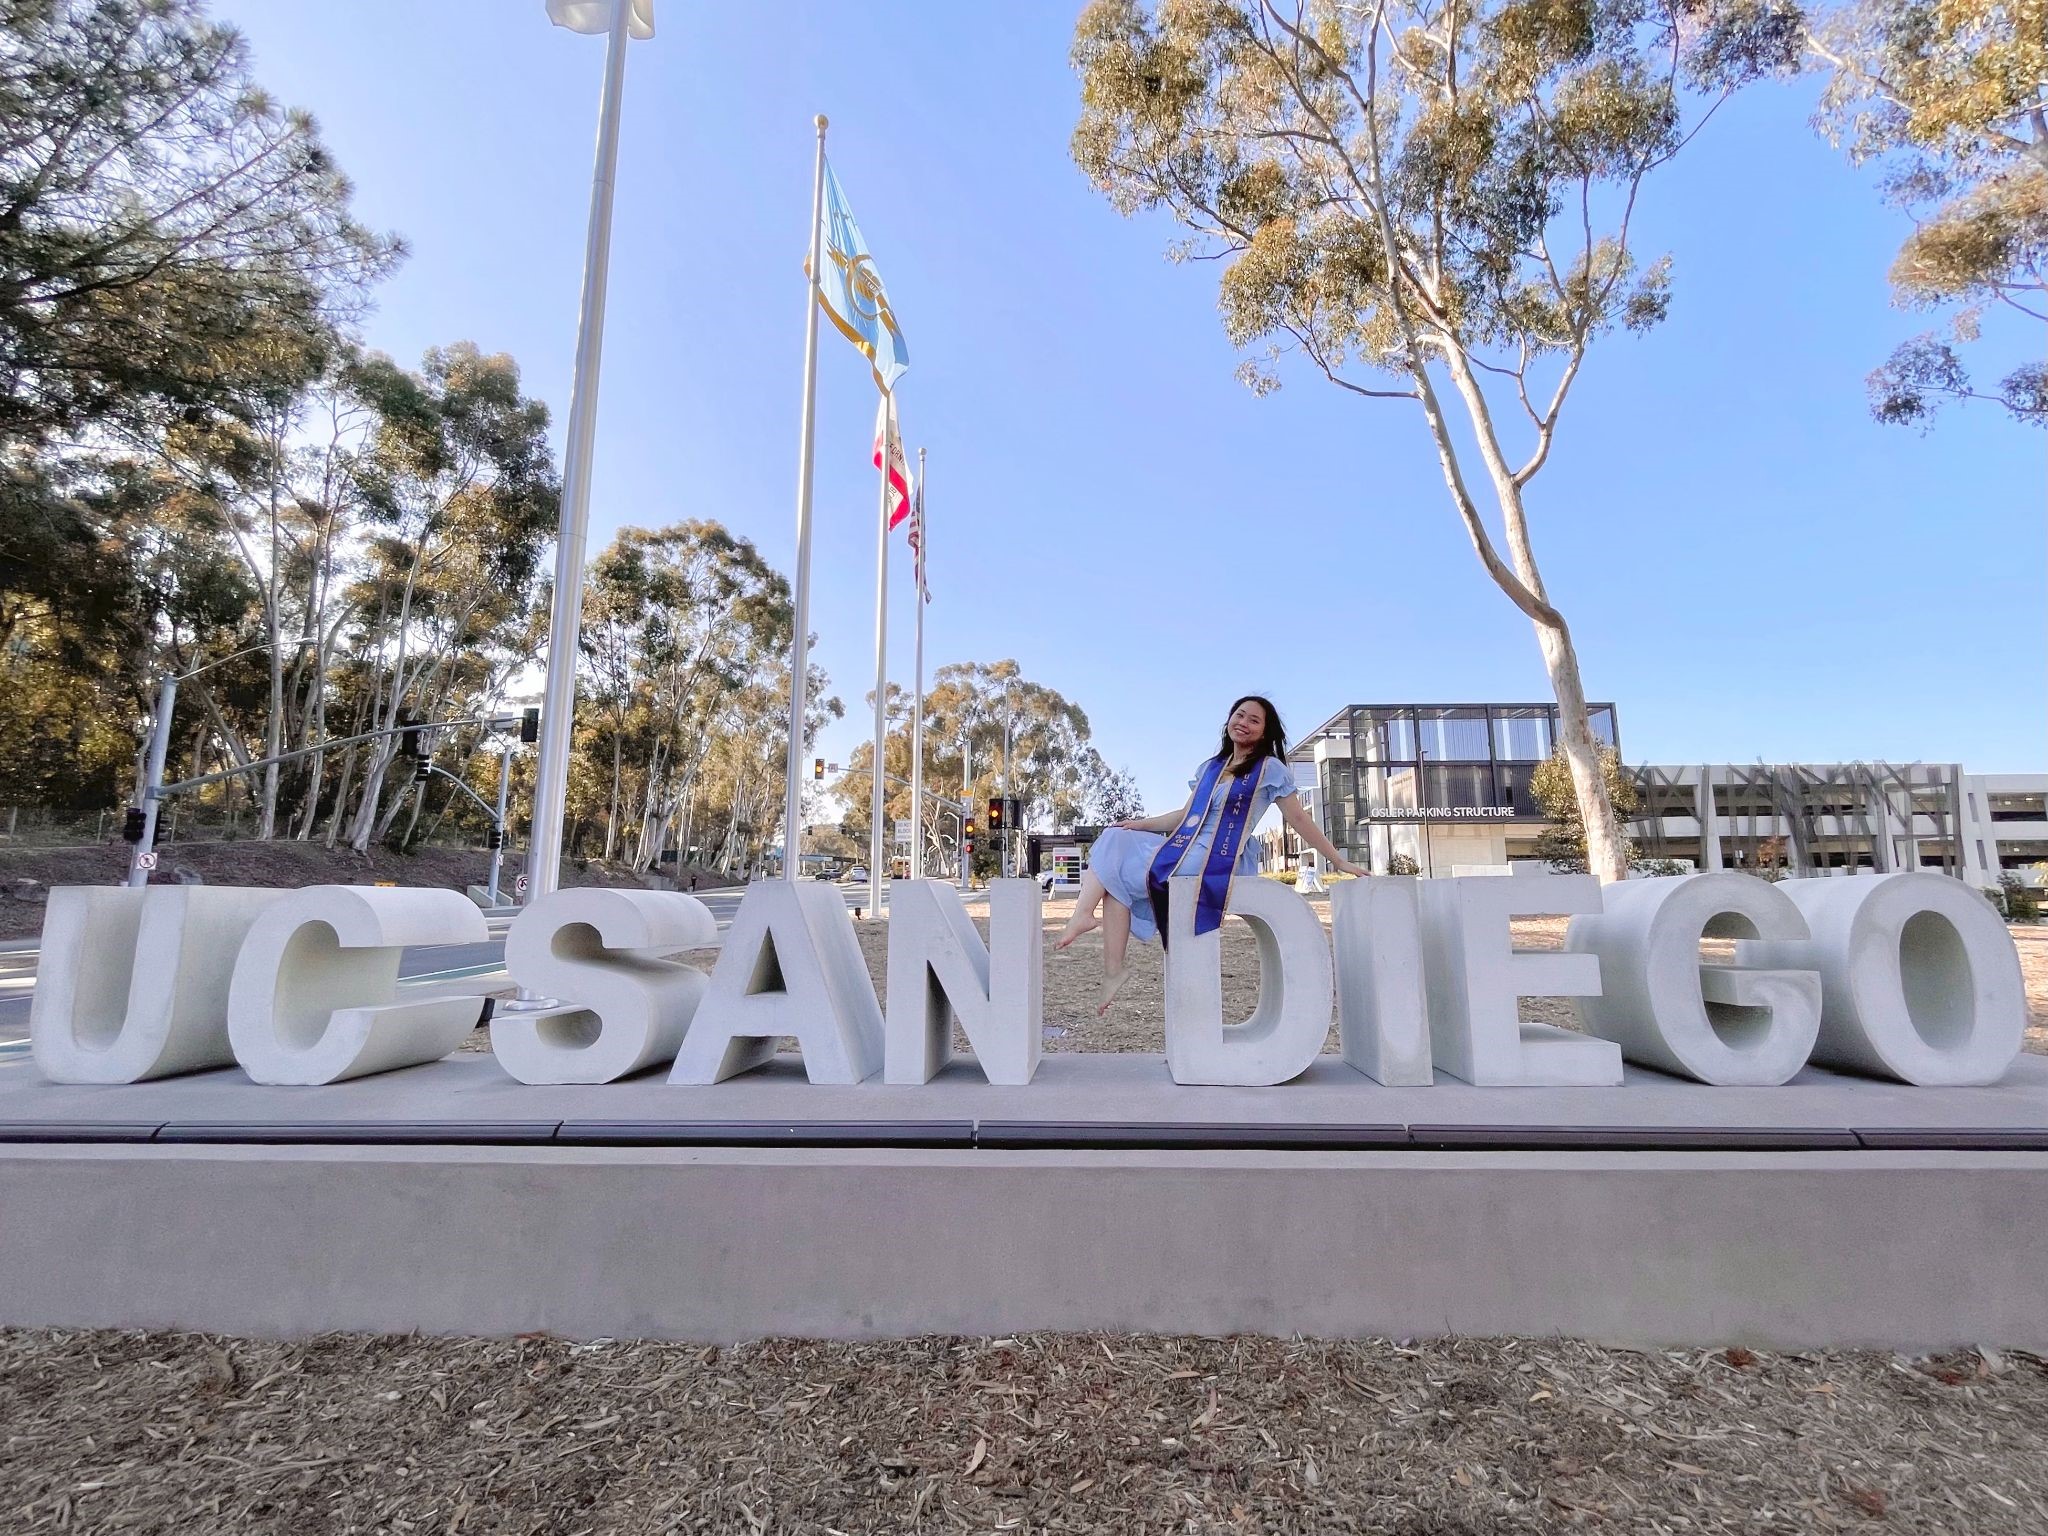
top-left (910, 446), bottom-right (926, 879)
top-left (866, 402), bottom-right (893, 920)
top-left (525, 0), bottom-right (635, 910)
top-left (782, 114), bottom-right (829, 883)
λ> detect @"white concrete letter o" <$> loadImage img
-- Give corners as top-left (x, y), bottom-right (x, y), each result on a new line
top-left (1750, 872), bottom-right (2024, 1086)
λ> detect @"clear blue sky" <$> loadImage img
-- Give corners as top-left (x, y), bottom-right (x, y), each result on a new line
top-left (214, 0), bottom-right (2044, 810)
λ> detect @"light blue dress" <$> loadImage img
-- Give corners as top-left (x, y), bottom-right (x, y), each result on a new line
top-left (1087, 756), bottom-right (1299, 943)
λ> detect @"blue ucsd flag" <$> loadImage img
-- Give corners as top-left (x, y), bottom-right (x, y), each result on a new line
top-left (810, 160), bottom-right (910, 393)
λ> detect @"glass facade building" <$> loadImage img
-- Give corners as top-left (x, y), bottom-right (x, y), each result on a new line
top-left (1289, 702), bottom-right (1618, 873)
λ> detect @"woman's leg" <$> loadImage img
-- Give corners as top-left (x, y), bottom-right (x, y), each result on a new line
top-left (1054, 869), bottom-right (1108, 948)
top-left (1097, 897), bottom-right (1134, 1015)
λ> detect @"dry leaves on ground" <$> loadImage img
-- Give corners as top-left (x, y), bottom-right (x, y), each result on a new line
top-left (5, 1330), bottom-right (2047, 1535)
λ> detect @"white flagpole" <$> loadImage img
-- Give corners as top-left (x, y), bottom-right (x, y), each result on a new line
top-left (911, 446), bottom-right (925, 879)
top-left (782, 114), bottom-right (829, 882)
top-left (866, 401), bottom-right (894, 919)
top-left (526, 0), bottom-right (635, 908)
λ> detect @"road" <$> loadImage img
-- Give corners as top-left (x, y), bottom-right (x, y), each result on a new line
top-left (0, 881), bottom-right (895, 1052)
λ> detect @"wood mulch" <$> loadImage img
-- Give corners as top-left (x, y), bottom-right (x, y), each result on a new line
top-left (4, 1330), bottom-right (2046, 1534)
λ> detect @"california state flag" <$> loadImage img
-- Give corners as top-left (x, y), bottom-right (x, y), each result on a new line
top-left (873, 393), bottom-right (910, 530)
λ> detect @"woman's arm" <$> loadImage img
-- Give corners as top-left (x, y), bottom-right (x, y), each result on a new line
top-left (1115, 797), bottom-right (1192, 835)
top-left (1276, 794), bottom-right (1367, 876)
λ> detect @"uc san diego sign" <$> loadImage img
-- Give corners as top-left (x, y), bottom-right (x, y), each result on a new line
top-left (29, 870), bottom-right (2027, 1093)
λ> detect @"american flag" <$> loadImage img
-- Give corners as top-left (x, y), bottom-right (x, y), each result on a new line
top-left (908, 470), bottom-right (929, 602)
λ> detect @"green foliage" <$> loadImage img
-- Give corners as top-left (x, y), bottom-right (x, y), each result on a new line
top-left (838, 661), bottom-right (1120, 868)
top-left (1072, 0), bottom-right (1796, 401)
top-left (1387, 852), bottom-right (1421, 876)
top-left (578, 520), bottom-right (838, 874)
top-left (1997, 872), bottom-right (2040, 923)
top-left (1531, 745), bottom-right (1639, 872)
top-left (1809, 0), bottom-right (2047, 428)
top-left (0, 0), bottom-right (399, 449)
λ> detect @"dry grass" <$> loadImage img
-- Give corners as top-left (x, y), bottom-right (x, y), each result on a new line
top-left (6, 1330), bottom-right (2048, 1535)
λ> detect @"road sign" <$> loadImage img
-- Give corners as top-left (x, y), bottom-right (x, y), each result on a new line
top-left (894, 819), bottom-right (912, 849)
top-left (514, 873), bottom-right (530, 898)
top-left (135, 851), bottom-right (158, 872)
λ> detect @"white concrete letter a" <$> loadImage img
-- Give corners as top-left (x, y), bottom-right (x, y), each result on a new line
top-left (669, 880), bottom-right (883, 1084)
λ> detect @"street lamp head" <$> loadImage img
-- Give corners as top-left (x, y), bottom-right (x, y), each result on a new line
top-left (546, 0), bottom-right (655, 39)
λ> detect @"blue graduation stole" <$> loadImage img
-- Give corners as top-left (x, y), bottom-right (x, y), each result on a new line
top-left (1146, 755), bottom-right (1263, 937)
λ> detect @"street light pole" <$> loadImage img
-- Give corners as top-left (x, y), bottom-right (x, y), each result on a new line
top-left (960, 734), bottom-right (972, 892)
top-left (124, 674), bottom-right (178, 888)
top-left (123, 635), bottom-right (318, 888)
top-left (527, 0), bottom-right (644, 908)
top-left (488, 743), bottom-right (514, 904)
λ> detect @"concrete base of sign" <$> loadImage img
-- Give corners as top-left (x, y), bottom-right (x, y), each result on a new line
top-left (3, 1054), bottom-right (2047, 1348)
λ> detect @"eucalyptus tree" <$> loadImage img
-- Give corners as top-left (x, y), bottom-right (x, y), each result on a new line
top-left (1071, 0), bottom-right (1799, 880)
top-left (1807, 0), bottom-right (2046, 427)
top-left (840, 661), bottom-right (1115, 868)
top-left (0, 0), bottom-right (395, 827)
top-left (579, 521), bottom-right (796, 866)
top-left (341, 344), bottom-right (558, 852)
top-left (0, 0), bottom-right (397, 450)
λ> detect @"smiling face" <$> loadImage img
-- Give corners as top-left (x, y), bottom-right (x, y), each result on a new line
top-left (1225, 698), bottom-right (1268, 754)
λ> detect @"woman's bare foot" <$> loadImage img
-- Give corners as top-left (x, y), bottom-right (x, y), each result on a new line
top-left (1096, 964), bottom-right (1131, 1016)
top-left (1054, 911), bottom-right (1101, 950)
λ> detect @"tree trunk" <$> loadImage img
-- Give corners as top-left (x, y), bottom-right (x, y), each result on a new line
top-left (604, 731), bottom-right (622, 862)
top-left (1437, 349), bottom-right (1630, 883)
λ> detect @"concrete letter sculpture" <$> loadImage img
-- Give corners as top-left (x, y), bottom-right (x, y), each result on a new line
top-left (227, 885), bottom-right (489, 1085)
top-left (1331, 876), bottom-right (1434, 1085)
top-left (496, 888), bottom-right (717, 1084)
top-left (32, 885), bottom-right (287, 1083)
top-left (1418, 871), bottom-right (1620, 1086)
top-left (884, 879), bottom-right (1042, 1085)
top-left (1164, 876), bottom-right (1334, 1086)
top-left (1566, 873), bottom-right (1821, 1085)
top-left (669, 879), bottom-right (884, 1084)
top-left (1743, 872), bottom-right (2024, 1086)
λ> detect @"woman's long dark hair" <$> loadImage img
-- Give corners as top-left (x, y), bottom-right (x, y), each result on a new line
top-left (1214, 695), bottom-right (1287, 777)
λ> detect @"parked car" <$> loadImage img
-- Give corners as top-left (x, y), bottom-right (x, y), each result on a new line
top-left (842, 866), bottom-right (869, 884)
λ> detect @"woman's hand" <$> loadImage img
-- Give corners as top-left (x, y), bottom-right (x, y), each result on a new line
top-left (1112, 817), bottom-right (1146, 831)
top-left (1331, 856), bottom-right (1368, 878)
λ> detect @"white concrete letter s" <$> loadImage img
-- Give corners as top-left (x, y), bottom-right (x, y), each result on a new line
top-left (496, 888), bottom-right (717, 1084)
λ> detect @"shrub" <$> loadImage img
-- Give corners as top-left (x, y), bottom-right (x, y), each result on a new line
top-left (1388, 853), bottom-right (1420, 876)
top-left (2000, 873), bottom-right (2040, 923)
top-left (1264, 869), bottom-right (1298, 885)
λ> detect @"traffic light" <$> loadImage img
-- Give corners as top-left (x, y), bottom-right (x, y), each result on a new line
top-left (414, 756), bottom-right (432, 784)
top-left (520, 707), bottom-right (540, 744)
top-left (487, 824), bottom-right (505, 851)
top-left (398, 712), bottom-right (421, 758)
top-left (814, 757), bottom-right (825, 782)
top-left (964, 818), bottom-right (976, 838)
top-left (963, 840), bottom-right (975, 859)
top-left (987, 797), bottom-right (1004, 832)
top-left (121, 807), bottom-right (148, 844)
